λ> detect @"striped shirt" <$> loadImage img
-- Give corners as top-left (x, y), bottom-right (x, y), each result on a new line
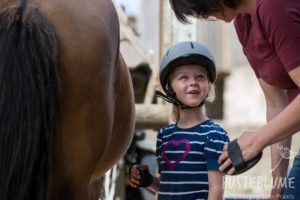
top-left (156, 119), bottom-right (229, 200)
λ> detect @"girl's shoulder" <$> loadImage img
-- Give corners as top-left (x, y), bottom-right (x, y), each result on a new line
top-left (202, 119), bottom-right (229, 139)
top-left (199, 119), bottom-right (225, 131)
top-left (159, 123), bottom-right (176, 134)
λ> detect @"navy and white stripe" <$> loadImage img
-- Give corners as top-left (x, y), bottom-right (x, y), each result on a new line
top-left (156, 119), bottom-right (229, 200)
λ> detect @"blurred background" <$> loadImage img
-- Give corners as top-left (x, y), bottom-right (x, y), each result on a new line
top-left (101, 0), bottom-right (300, 199)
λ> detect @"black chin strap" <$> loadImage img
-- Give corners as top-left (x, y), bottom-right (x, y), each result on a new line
top-left (155, 90), bottom-right (205, 110)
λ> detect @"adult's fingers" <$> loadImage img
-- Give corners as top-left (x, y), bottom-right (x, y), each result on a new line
top-left (218, 144), bottom-right (228, 163)
top-left (219, 158), bottom-right (232, 172)
top-left (227, 167), bottom-right (236, 175)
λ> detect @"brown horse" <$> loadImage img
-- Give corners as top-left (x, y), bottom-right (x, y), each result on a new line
top-left (0, 0), bottom-right (135, 199)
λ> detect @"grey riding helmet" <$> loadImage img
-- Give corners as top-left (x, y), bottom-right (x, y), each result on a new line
top-left (159, 41), bottom-right (216, 94)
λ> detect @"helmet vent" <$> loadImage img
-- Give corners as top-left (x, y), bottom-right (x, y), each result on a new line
top-left (166, 50), bottom-right (170, 56)
top-left (190, 42), bottom-right (194, 49)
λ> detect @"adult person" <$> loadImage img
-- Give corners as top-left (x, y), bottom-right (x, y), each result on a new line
top-left (168, 0), bottom-right (300, 199)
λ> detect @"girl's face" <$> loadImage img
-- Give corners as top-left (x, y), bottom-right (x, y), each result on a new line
top-left (170, 64), bottom-right (211, 107)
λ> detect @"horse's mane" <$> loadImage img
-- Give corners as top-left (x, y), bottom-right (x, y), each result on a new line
top-left (0, 0), bottom-right (60, 199)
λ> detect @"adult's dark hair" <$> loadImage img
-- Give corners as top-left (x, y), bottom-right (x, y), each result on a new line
top-left (169, 0), bottom-right (241, 23)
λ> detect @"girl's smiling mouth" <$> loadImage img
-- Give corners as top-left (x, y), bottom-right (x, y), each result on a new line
top-left (188, 90), bottom-right (200, 94)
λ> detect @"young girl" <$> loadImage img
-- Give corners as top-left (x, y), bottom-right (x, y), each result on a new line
top-left (128, 41), bottom-right (229, 200)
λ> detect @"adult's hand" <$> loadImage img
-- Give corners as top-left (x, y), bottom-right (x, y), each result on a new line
top-left (218, 132), bottom-right (264, 174)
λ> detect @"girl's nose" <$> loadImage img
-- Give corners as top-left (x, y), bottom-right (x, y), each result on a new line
top-left (189, 78), bottom-right (197, 85)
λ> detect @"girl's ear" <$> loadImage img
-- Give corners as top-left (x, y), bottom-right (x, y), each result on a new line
top-left (206, 83), bottom-right (216, 103)
top-left (208, 82), bottom-right (212, 93)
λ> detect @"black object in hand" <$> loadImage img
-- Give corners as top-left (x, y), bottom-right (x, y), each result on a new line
top-left (129, 164), bottom-right (153, 187)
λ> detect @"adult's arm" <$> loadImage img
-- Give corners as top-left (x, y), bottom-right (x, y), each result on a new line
top-left (258, 79), bottom-right (291, 199)
top-left (257, 67), bottom-right (300, 145)
top-left (219, 66), bottom-right (300, 174)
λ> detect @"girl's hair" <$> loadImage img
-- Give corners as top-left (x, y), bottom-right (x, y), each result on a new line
top-left (171, 83), bottom-right (216, 122)
top-left (169, 0), bottom-right (242, 23)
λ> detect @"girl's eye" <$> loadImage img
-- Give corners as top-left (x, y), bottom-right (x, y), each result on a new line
top-left (196, 75), bottom-right (206, 80)
top-left (179, 75), bottom-right (188, 80)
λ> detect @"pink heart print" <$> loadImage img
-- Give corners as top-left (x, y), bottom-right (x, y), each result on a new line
top-left (162, 139), bottom-right (190, 170)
